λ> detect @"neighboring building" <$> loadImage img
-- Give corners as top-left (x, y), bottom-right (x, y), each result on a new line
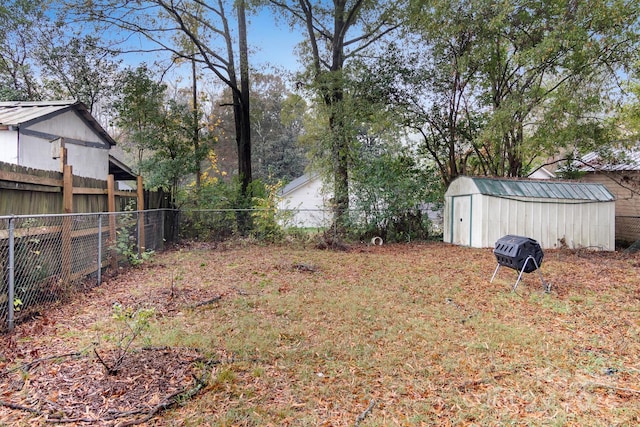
top-left (278, 173), bottom-right (331, 228)
top-left (527, 166), bottom-right (556, 180)
top-left (571, 148), bottom-right (640, 244)
top-left (444, 176), bottom-right (616, 250)
top-left (279, 173), bottom-right (444, 232)
top-left (0, 100), bottom-right (134, 181)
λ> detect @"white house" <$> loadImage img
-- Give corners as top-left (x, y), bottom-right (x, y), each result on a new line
top-left (527, 166), bottom-right (556, 180)
top-left (278, 173), bottom-right (331, 228)
top-left (0, 100), bottom-right (133, 181)
top-left (444, 176), bottom-right (616, 250)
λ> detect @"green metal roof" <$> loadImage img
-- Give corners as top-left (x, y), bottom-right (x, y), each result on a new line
top-left (471, 177), bottom-right (615, 201)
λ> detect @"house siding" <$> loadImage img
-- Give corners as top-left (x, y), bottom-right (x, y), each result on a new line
top-left (278, 176), bottom-right (330, 228)
top-left (580, 171), bottom-right (640, 243)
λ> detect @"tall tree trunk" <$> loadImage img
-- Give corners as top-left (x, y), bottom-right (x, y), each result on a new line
top-left (237, 0), bottom-right (251, 196)
top-left (191, 56), bottom-right (201, 191)
top-left (327, 1), bottom-right (349, 233)
top-left (329, 103), bottom-right (349, 233)
top-left (233, 0), bottom-right (252, 233)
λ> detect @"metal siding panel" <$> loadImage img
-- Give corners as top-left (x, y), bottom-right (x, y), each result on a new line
top-left (491, 197), bottom-right (500, 241)
top-left (549, 202), bottom-right (558, 248)
top-left (444, 197), bottom-right (452, 243)
top-left (480, 195), bottom-right (490, 248)
top-left (524, 201), bottom-right (532, 238)
top-left (609, 203), bottom-right (616, 250)
top-left (590, 205), bottom-right (599, 248)
top-left (532, 203), bottom-right (541, 240)
top-left (565, 204), bottom-right (575, 248)
top-left (576, 205), bottom-right (585, 249)
top-left (519, 201), bottom-right (526, 238)
top-left (544, 203), bottom-right (552, 248)
top-left (500, 198), bottom-right (509, 238)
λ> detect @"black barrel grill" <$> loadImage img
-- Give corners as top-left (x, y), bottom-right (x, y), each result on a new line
top-left (490, 235), bottom-right (550, 292)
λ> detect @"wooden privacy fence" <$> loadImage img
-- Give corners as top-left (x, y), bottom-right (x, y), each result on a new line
top-left (0, 160), bottom-right (143, 215)
top-left (0, 159), bottom-right (149, 258)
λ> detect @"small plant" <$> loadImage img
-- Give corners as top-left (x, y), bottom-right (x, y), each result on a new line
top-left (112, 203), bottom-right (155, 266)
top-left (95, 303), bottom-right (155, 375)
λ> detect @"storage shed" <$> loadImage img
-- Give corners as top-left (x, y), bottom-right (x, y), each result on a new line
top-left (444, 176), bottom-right (616, 250)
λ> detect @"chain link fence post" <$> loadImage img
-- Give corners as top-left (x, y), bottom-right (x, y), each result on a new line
top-left (97, 214), bottom-right (103, 287)
top-left (7, 216), bottom-right (15, 331)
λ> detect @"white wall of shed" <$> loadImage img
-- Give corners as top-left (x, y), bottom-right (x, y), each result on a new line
top-left (0, 130), bottom-right (18, 163)
top-left (29, 110), bottom-right (105, 145)
top-left (18, 133), bottom-right (108, 179)
top-left (10, 110), bottom-right (110, 179)
top-left (477, 196), bottom-right (615, 250)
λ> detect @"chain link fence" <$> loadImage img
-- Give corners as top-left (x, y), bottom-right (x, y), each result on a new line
top-left (0, 210), bottom-right (176, 332)
top-left (615, 216), bottom-right (640, 248)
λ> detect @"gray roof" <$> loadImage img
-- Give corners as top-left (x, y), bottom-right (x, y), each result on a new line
top-left (575, 148), bottom-right (640, 172)
top-left (0, 100), bottom-right (116, 146)
top-left (279, 173), bottom-right (319, 196)
top-left (471, 177), bottom-right (615, 201)
top-left (109, 155), bottom-right (137, 181)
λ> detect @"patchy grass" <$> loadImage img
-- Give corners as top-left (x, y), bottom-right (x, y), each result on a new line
top-left (1, 242), bottom-right (640, 426)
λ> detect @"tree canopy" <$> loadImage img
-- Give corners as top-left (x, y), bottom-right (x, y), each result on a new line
top-left (357, 0), bottom-right (639, 185)
top-left (1, 0), bottom-right (640, 234)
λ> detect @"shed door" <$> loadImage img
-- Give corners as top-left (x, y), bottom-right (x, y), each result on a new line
top-left (452, 195), bottom-right (472, 246)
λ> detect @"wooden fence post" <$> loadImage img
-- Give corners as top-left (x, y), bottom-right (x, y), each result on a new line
top-left (137, 175), bottom-right (145, 255)
top-left (61, 164), bottom-right (73, 282)
top-left (107, 174), bottom-right (118, 271)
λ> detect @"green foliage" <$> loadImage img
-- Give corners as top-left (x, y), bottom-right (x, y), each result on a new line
top-left (250, 180), bottom-right (286, 242)
top-left (178, 178), bottom-right (242, 241)
top-left (114, 65), bottom-right (216, 205)
top-left (0, 0), bottom-right (47, 100)
top-left (110, 303), bottom-right (155, 343)
top-left (272, 0), bottom-right (404, 232)
top-left (349, 145), bottom-right (444, 242)
top-left (38, 33), bottom-right (122, 112)
top-left (178, 178), bottom-right (292, 242)
top-left (250, 74), bottom-right (308, 183)
top-left (365, 0), bottom-right (640, 183)
top-left (617, 63), bottom-right (640, 142)
top-left (13, 236), bottom-right (49, 303)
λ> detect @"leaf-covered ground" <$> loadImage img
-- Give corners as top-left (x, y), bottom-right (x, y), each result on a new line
top-left (1, 242), bottom-right (639, 426)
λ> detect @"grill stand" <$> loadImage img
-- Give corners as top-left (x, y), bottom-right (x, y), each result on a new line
top-left (491, 255), bottom-right (551, 293)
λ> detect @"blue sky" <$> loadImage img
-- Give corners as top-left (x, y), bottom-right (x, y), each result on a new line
top-left (248, 10), bottom-right (303, 73)
top-left (107, 6), bottom-right (304, 80)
